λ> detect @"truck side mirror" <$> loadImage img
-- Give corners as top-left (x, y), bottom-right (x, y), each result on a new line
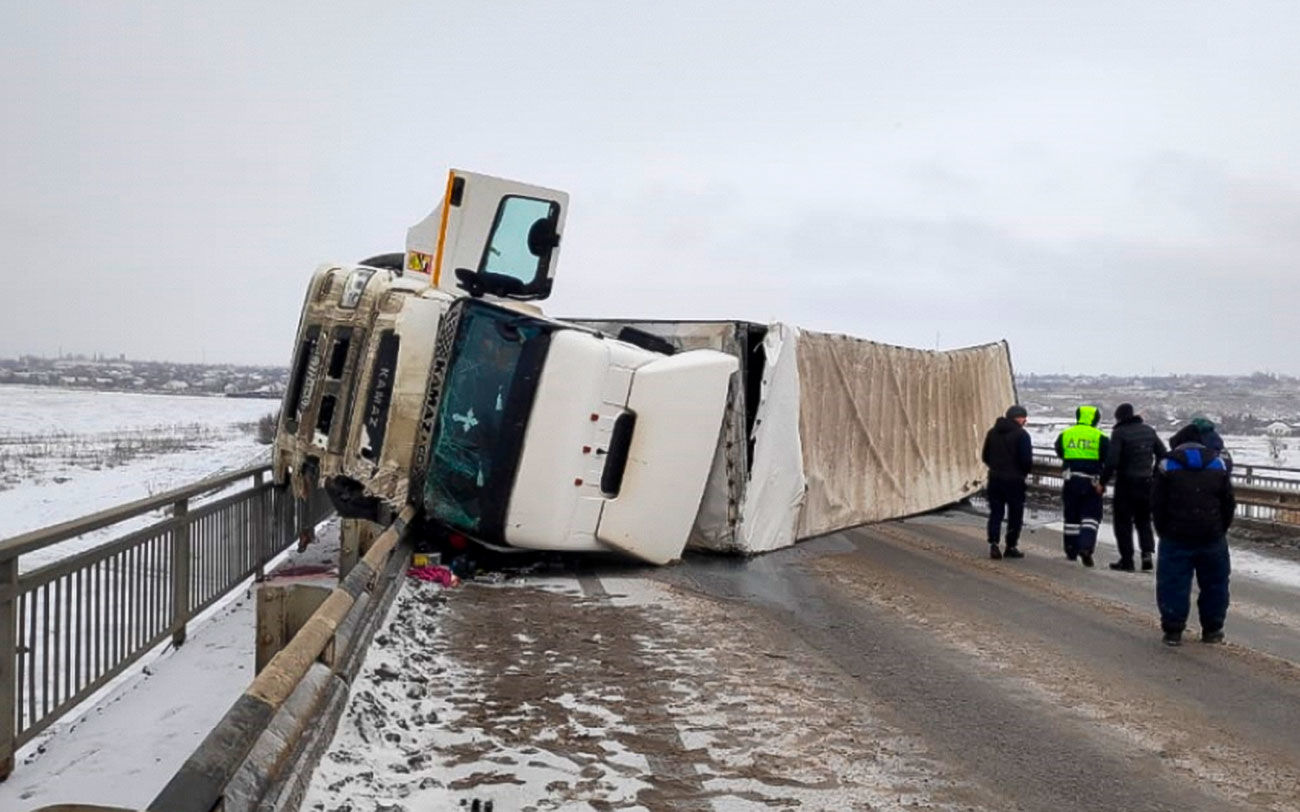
top-left (455, 267), bottom-right (527, 299)
top-left (454, 267), bottom-right (484, 297)
top-left (527, 217), bottom-right (560, 256)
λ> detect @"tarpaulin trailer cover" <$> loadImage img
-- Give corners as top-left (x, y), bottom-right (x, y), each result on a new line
top-left (565, 319), bottom-right (1016, 556)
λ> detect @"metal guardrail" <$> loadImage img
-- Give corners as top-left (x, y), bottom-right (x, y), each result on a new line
top-left (146, 505), bottom-right (416, 812)
top-left (1029, 449), bottom-right (1300, 526)
top-left (0, 464), bottom-right (333, 779)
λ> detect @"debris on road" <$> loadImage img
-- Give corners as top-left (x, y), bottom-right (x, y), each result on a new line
top-left (406, 565), bottom-right (460, 588)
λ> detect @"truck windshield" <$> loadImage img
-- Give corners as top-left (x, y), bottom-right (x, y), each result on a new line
top-left (422, 302), bottom-right (551, 538)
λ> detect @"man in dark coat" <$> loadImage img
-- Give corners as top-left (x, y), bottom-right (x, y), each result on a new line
top-left (982, 405), bottom-right (1033, 559)
top-left (1101, 403), bottom-right (1167, 572)
top-left (1153, 439), bottom-right (1236, 646)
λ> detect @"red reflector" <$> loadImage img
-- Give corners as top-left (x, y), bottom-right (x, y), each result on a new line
top-left (574, 478), bottom-right (583, 486)
top-left (590, 413), bottom-right (599, 421)
top-left (448, 533), bottom-right (468, 550)
top-left (582, 445), bottom-right (591, 454)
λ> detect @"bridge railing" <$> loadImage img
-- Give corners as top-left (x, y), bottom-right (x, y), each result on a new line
top-left (1029, 449), bottom-right (1300, 525)
top-left (0, 464), bottom-right (333, 779)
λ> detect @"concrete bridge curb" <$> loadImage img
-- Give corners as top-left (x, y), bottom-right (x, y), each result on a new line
top-left (134, 506), bottom-right (417, 812)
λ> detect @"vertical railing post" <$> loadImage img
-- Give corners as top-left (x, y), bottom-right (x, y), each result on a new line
top-left (339, 518), bottom-right (359, 580)
top-left (284, 489), bottom-right (295, 548)
top-left (1242, 466), bottom-right (1254, 520)
top-left (253, 472), bottom-right (267, 582)
top-left (295, 496), bottom-right (312, 551)
top-left (0, 556), bottom-right (18, 780)
top-left (280, 487), bottom-right (294, 551)
top-left (171, 499), bottom-right (190, 648)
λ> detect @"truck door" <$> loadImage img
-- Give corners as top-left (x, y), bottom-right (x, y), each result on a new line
top-left (405, 169), bottom-right (568, 302)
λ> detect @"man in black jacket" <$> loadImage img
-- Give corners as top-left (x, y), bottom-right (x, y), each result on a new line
top-left (1101, 403), bottom-right (1167, 572)
top-left (1153, 440), bottom-right (1236, 646)
top-left (982, 405), bottom-right (1033, 560)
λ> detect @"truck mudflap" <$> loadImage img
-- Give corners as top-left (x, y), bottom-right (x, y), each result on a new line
top-left (596, 350), bottom-right (738, 564)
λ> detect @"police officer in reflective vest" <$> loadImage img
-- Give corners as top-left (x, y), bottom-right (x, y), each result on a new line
top-left (1053, 405), bottom-right (1110, 567)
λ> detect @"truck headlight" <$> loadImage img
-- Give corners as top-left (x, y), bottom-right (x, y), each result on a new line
top-left (340, 268), bottom-right (377, 309)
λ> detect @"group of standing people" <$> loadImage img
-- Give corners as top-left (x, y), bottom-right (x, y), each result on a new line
top-left (981, 404), bottom-right (1237, 646)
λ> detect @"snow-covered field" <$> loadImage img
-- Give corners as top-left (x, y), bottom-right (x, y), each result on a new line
top-left (1026, 421), bottom-right (1294, 470)
top-left (0, 385), bottom-right (301, 811)
top-left (0, 386), bottom-right (278, 570)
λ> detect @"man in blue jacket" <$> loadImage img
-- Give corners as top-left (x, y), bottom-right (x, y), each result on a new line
top-left (982, 405), bottom-right (1033, 559)
top-left (1154, 438), bottom-right (1236, 646)
top-left (1170, 416), bottom-right (1234, 474)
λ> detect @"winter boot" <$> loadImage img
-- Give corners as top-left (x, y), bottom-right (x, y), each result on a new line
top-left (1109, 559), bottom-right (1135, 572)
top-left (1003, 545), bottom-right (1024, 559)
top-left (1201, 629), bottom-right (1225, 644)
top-left (1080, 552), bottom-right (1094, 568)
top-left (1163, 631), bottom-right (1182, 647)
top-left (1141, 553), bottom-right (1154, 571)
top-left (989, 543), bottom-right (1003, 560)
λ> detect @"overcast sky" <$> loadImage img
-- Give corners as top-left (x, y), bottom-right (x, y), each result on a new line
top-left (2, 2), bottom-right (1297, 375)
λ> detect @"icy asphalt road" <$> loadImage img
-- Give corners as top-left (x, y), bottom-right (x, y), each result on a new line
top-left (304, 511), bottom-right (1300, 812)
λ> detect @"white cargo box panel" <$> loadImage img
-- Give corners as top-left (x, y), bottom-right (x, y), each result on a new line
top-left (564, 319), bottom-right (762, 553)
top-left (596, 350), bottom-right (738, 564)
top-left (504, 330), bottom-right (640, 553)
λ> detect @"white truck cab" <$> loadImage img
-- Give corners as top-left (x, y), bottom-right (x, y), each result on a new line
top-left (411, 299), bottom-right (737, 565)
top-left (275, 170), bottom-right (568, 510)
top-left (275, 169), bottom-right (736, 564)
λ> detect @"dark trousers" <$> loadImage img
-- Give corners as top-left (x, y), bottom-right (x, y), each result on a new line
top-left (1112, 477), bottom-right (1155, 563)
top-left (1062, 477), bottom-right (1102, 556)
top-left (1156, 535), bottom-right (1230, 634)
top-left (987, 477), bottom-right (1027, 547)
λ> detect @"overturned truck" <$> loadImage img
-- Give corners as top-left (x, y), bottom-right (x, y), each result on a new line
top-left (274, 169), bottom-right (1016, 566)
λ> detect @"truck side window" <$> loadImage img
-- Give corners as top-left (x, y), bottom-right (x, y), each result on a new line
top-left (480, 196), bottom-right (559, 288)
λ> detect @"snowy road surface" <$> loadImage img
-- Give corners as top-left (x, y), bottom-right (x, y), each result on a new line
top-left (303, 510), bottom-right (1300, 812)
